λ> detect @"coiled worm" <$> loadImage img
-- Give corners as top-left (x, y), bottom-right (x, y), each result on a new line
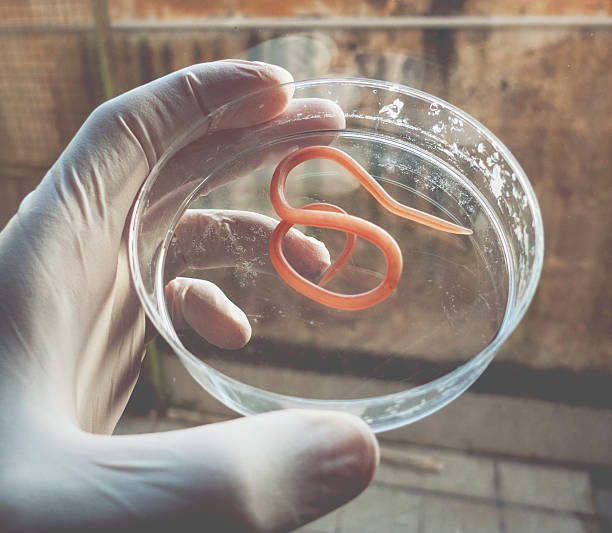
top-left (269, 146), bottom-right (472, 310)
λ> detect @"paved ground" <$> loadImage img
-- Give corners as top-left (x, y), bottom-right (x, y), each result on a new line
top-left (115, 410), bottom-right (612, 533)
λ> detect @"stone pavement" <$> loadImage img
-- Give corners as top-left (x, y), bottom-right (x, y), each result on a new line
top-left (301, 442), bottom-right (607, 533)
top-left (115, 410), bottom-right (612, 533)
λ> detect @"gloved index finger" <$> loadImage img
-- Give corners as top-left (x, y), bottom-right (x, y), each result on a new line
top-left (54, 60), bottom-right (294, 235)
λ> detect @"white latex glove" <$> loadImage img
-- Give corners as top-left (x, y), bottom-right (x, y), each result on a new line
top-left (0, 60), bottom-right (378, 532)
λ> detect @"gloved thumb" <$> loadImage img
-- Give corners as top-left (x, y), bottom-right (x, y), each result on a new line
top-left (102, 410), bottom-right (378, 532)
top-left (8, 410), bottom-right (378, 532)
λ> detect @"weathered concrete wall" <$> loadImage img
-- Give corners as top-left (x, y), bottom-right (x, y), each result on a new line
top-left (1, 2), bottom-right (611, 378)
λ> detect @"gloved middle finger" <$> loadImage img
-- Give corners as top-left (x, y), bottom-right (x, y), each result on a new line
top-left (164, 209), bottom-right (331, 283)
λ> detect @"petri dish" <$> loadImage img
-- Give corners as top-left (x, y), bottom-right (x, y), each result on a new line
top-left (129, 78), bottom-right (544, 433)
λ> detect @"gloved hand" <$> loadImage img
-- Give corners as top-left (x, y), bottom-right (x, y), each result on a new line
top-left (0, 60), bottom-right (378, 532)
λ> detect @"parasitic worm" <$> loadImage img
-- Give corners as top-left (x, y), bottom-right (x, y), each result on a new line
top-left (269, 146), bottom-right (472, 310)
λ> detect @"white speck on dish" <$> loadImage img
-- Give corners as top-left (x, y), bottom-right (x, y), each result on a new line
top-left (378, 98), bottom-right (404, 119)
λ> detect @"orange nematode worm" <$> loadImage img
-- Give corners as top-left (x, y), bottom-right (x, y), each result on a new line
top-left (269, 146), bottom-right (473, 311)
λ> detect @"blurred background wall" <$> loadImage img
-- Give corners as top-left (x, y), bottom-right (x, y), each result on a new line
top-left (2, 0), bottom-right (610, 377)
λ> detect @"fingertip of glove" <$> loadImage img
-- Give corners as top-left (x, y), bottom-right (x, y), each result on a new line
top-left (283, 409), bottom-right (379, 495)
top-left (187, 59), bottom-right (295, 128)
top-left (285, 97), bottom-right (346, 131)
top-left (223, 59), bottom-right (294, 86)
top-left (165, 277), bottom-right (252, 350)
top-left (322, 411), bottom-right (380, 487)
top-left (283, 230), bottom-right (332, 281)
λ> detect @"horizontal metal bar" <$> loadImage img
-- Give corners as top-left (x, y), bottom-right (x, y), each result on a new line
top-left (1, 15), bottom-right (612, 35)
top-left (111, 15), bottom-right (612, 30)
top-left (0, 24), bottom-right (92, 34)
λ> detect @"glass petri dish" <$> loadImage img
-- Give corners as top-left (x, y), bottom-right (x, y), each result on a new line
top-left (129, 78), bottom-right (544, 433)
